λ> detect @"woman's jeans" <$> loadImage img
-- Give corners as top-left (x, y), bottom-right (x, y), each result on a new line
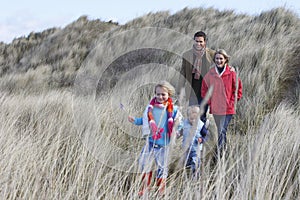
top-left (213, 114), bottom-right (233, 154)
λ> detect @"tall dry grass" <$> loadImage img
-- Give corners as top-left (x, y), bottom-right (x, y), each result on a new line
top-left (0, 85), bottom-right (299, 199)
top-left (0, 6), bottom-right (299, 200)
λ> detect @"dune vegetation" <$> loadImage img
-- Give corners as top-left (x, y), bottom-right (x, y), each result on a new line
top-left (0, 7), bottom-right (299, 199)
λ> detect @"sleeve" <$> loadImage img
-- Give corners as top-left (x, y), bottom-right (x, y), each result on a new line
top-left (174, 109), bottom-right (184, 132)
top-left (237, 78), bottom-right (243, 101)
top-left (232, 70), bottom-right (243, 102)
top-left (133, 117), bottom-right (143, 125)
top-left (177, 52), bottom-right (189, 94)
top-left (200, 126), bottom-right (208, 139)
top-left (201, 75), bottom-right (208, 99)
top-left (207, 48), bottom-right (216, 63)
top-left (181, 52), bottom-right (189, 80)
top-left (192, 120), bottom-right (208, 143)
top-left (142, 107), bottom-right (150, 137)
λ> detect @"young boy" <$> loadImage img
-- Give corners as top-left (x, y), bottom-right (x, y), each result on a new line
top-left (177, 105), bottom-right (208, 178)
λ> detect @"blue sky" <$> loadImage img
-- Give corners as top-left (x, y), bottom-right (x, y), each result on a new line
top-left (0, 0), bottom-right (299, 43)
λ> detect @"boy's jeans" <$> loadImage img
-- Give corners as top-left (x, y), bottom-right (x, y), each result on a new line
top-left (185, 149), bottom-right (199, 174)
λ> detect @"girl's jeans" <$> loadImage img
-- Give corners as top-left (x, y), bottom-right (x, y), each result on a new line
top-left (139, 141), bottom-right (169, 178)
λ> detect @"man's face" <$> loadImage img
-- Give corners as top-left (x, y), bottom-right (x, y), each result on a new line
top-left (194, 36), bottom-right (206, 49)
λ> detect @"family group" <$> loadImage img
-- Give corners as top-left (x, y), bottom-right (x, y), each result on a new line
top-left (127, 31), bottom-right (243, 197)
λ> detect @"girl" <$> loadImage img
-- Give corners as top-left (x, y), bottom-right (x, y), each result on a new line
top-left (128, 80), bottom-right (182, 196)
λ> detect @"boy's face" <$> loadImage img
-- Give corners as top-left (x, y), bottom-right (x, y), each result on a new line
top-left (155, 86), bottom-right (169, 103)
top-left (188, 108), bottom-right (199, 125)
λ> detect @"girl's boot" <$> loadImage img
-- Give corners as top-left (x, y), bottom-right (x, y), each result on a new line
top-left (138, 171), bottom-right (152, 197)
top-left (156, 178), bottom-right (166, 196)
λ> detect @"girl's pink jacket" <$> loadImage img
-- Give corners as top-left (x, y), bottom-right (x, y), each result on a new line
top-left (201, 65), bottom-right (242, 115)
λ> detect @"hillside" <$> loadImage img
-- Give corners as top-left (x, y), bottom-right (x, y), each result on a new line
top-left (0, 8), bottom-right (299, 108)
top-left (0, 7), bottom-right (299, 199)
top-left (0, 15), bottom-right (119, 90)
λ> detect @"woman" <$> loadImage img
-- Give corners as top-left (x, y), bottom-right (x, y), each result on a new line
top-left (201, 49), bottom-right (242, 155)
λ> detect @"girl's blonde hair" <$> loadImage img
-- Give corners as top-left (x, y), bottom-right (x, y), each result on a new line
top-left (155, 80), bottom-right (175, 97)
top-left (214, 49), bottom-right (231, 64)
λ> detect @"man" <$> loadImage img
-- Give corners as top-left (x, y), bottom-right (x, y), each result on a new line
top-left (179, 31), bottom-right (215, 125)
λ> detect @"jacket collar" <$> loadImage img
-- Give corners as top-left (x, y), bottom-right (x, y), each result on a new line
top-left (211, 64), bottom-right (231, 77)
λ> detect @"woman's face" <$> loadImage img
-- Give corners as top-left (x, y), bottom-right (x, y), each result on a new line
top-left (215, 53), bottom-right (226, 68)
top-left (155, 86), bottom-right (169, 103)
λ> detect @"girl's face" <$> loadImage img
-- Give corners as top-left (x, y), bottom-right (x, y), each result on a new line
top-left (215, 53), bottom-right (226, 68)
top-left (155, 86), bottom-right (169, 103)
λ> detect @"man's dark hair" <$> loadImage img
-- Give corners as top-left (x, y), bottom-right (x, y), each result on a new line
top-left (194, 31), bottom-right (207, 41)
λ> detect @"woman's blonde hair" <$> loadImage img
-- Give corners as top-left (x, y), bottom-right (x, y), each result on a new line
top-left (155, 80), bottom-right (175, 97)
top-left (214, 49), bottom-right (231, 64)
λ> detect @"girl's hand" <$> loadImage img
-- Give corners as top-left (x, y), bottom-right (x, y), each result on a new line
top-left (149, 121), bottom-right (158, 133)
top-left (128, 116), bottom-right (135, 123)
